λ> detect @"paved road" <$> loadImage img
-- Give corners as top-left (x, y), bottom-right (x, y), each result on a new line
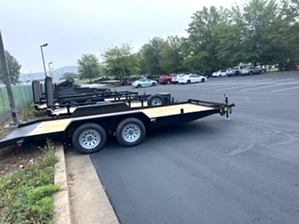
top-left (91, 72), bottom-right (299, 224)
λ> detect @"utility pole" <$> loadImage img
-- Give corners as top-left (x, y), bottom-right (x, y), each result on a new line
top-left (0, 31), bottom-right (20, 125)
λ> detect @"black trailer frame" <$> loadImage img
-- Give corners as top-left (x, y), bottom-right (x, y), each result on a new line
top-left (32, 77), bottom-right (169, 117)
top-left (0, 96), bottom-right (235, 154)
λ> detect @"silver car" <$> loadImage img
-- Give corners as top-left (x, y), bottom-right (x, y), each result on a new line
top-left (132, 78), bottom-right (157, 88)
top-left (241, 66), bottom-right (262, 75)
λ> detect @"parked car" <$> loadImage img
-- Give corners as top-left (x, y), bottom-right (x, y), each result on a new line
top-left (171, 74), bottom-right (180, 84)
top-left (203, 70), bottom-right (213, 77)
top-left (212, 70), bottom-right (227, 77)
top-left (296, 65), bottom-right (299, 70)
top-left (227, 66), bottom-right (243, 76)
top-left (158, 75), bottom-right (175, 84)
top-left (132, 78), bottom-right (158, 88)
top-left (241, 66), bottom-right (262, 75)
top-left (178, 74), bottom-right (207, 84)
top-left (226, 68), bottom-right (232, 76)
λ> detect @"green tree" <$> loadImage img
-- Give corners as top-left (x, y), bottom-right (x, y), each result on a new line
top-left (213, 7), bottom-right (244, 68)
top-left (77, 54), bottom-right (101, 83)
top-left (102, 43), bottom-right (139, 79)
top-left (0, 51), bottom-right (21, 85)
top-left (135, 51), bottom-right (147, 76)
top-left (184, 6), bottom-right (223, 71)
top-left (275, 0), bottom-right (299, 70)
top-left (240, 0), bottom-right (279, 66)
top-left (63, 72), bottom-right (78, 79)
top-left (159, 36), bottom-right (185, 73)
top-left (139, 37), bottom-right (166, 75)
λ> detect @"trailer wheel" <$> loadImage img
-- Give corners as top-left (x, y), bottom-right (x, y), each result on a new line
top-left (147, 94), bottom-right (165, 106)
top-left (116, 118), bottom-right (146, 147)
top-left (72, 123), bottom-right (107, 154)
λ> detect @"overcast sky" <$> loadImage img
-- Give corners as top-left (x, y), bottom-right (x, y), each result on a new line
top-left (0, 0), bottom-right (243, 73)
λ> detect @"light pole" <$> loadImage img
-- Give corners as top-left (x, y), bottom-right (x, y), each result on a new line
top-left (40, 43), bottom-right (48, 77)
top-left (48, 61), bottom-right (53, 77)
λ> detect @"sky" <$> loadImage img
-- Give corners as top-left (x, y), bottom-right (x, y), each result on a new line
top-left (0, 0), bottom-right (244, 73)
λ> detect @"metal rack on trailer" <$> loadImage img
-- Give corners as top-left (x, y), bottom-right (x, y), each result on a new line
top-left (0, 95), bottom-right (235, 154)
top-left (32, 77), bottom-right (111, 110)
top-left (32, 77), bottom-right (170, 117)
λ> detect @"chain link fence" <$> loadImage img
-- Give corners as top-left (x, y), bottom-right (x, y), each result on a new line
top-left (0, 84), bottom-right (33, 123)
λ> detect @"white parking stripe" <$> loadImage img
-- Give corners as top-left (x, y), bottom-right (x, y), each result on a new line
top-left (241, 81), bottom-right (299, 92)
top-left (214, 79), bottom-right (279, 91)
top-left (271, 86), bottom-right (299, 93)
top-left (198, 79), bottom-right (266, 91)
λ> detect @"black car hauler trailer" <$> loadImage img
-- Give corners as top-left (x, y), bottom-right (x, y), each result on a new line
top-left (0, 96), bottom-right (235, 154)
top-left (32, 77), bottom-right (169, 117)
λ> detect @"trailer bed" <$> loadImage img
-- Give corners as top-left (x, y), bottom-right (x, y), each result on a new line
top-left (140, 104), bottom-right (213, 118)
top-left (0, 98), bottom-right (234, 151)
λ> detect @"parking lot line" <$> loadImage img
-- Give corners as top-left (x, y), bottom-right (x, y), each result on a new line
top-left (271, 86), bottom-right (299, 93)
top-left (214, 79), bottom-right (278, 91)
top-left (241, 80), bottom-right (299, 92)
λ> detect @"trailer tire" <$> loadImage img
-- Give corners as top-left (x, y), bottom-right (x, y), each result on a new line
top-left (72, 123), bottom-right (107, 154)
top-left (147, 94), bottom-right (165, 106)
top-left (116, 118), bottom-right (146, 147)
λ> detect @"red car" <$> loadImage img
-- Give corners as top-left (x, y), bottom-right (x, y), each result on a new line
top-left (158, 74), bottom-right (175, 84)
top-left (297, 65), bottom-right (299, 70)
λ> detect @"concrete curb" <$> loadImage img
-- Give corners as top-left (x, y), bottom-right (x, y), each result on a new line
top-left (65, 149), bottom-right (119, 224)
top-left (53, 146), bottom-right (71, 224)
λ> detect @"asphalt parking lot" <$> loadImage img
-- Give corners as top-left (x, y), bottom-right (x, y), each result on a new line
top-left (91, 71), bottom-right (299, 224)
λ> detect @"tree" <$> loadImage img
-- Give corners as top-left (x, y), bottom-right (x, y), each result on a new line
top-left (0, 51), bottom-right (21, 85)
top-left (276, 0), bottom-right (299, 70)
top-left (101, 43), bottom-right (139, 79)
top-left (159, 36), bottom-right (185, 73)
top-left (138, 37), bottom-right (166, 75)
top-left (240, 0), bottom-right (280, 66)
top-left (213, 6), bottom-right (245, 68)
top-left (77, 54), bottom-right (101, 83)
top-left (184, 6), bottom-right (222, 71)
top-left (63, 72), bottom-right (78, 79)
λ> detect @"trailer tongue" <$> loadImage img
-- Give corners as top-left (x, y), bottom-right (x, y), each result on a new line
top-left (0, 96), bottom-right (235, 154)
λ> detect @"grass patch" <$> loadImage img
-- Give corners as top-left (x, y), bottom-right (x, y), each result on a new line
top-left (0, 140), bottom-right (59, 224)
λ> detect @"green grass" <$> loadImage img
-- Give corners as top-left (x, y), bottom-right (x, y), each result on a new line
top-left (0, 140), bottom-right (59, 224)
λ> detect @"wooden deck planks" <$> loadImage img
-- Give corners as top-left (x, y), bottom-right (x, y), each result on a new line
top-left (28, 118), bottom-right (73, 136)
top-left (140, 104), bottom-right (214, 118)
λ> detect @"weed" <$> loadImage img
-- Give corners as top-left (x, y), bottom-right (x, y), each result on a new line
top-left (22, 102), bottom-right (35, 122)
top-left (0, 140), bottom-right (60, 224)
top-left (39, 139), bottom-right (58, 166)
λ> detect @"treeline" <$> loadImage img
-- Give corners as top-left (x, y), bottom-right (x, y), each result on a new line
top-left (81, 0), bottom-right (298, 80)
top-left (135, 0), bottom-right (299, 75)
top-left (1, 0), bottom-right (298, 84)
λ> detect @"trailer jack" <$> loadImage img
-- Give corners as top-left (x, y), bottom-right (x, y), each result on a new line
top-left (224, 94), bottom-right (235, 120)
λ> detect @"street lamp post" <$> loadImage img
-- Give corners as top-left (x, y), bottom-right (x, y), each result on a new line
top-left (40, 43), bottom-right (48, 77)
top-left (48, 61), bottom-right (53, 77)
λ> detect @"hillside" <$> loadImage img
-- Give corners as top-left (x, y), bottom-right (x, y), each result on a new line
top-left (20, 66), bottom-right (78, 83)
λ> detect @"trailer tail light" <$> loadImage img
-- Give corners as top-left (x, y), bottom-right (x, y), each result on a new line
top-left (220, 108), bottom-right (225, 115)
top-left (17, 140), bottom-right (23, 148)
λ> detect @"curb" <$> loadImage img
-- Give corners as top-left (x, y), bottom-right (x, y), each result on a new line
top-left (53, 146), bottom-right (71, 224)
top-left (65, 149), bottom-right (119, 224)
